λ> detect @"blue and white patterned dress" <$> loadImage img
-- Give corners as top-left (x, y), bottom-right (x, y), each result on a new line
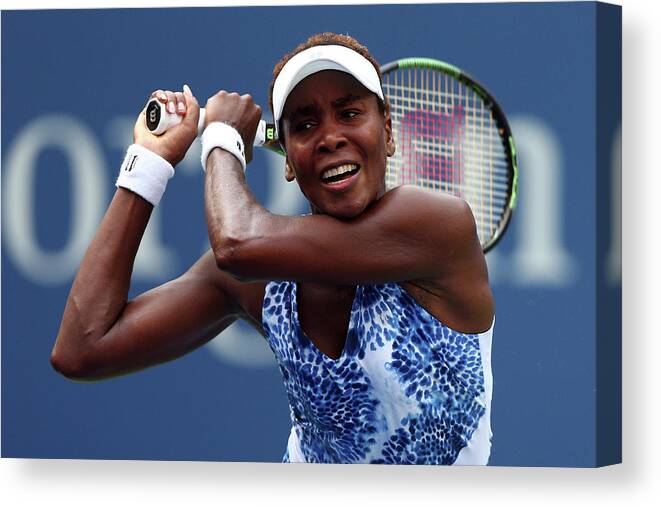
top-left (262, 281), bottom-right (494, 465)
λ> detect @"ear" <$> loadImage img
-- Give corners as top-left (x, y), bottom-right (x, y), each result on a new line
top-left (285, 160), bottom-right (296, 182)
top-left (384, 110), bottom-right (396, 157)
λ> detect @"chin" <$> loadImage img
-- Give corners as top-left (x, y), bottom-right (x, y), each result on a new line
top-left (309, 180), bottom-right (384, 218)
top-left (328, 194), bottom-right (374, 219)
top-left (330, 208), bottom-right (361, 220)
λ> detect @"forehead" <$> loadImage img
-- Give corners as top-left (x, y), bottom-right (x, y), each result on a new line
top-left (281, 70), bottom-right (373, 117)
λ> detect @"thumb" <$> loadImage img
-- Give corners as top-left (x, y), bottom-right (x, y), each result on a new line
top-left (181, 84), bottom-right (200, 133)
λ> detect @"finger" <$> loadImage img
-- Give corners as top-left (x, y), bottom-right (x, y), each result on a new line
top-left (174, 92), bottom-right (186, 116)
top-left (150, 90), bottom-right (168, 103)
top-left (164, 90), bottom-right (177, 114)
top-left (183, 84), bottom-right (198, 108)
top-left (181, 84), bottom-right (200, 130)
top-left (133, 109), bottom-right (149, 139)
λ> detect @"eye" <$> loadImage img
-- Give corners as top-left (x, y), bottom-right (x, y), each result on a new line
top-left (295, 120), bottom-right (316, 132)
top-left (341, 109), bottom-right (360, 119)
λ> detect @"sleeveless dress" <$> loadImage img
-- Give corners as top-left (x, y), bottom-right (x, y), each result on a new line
top-left (262, 281), bottom-right (494, 465)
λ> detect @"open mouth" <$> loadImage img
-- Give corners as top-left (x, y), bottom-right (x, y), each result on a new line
top-left (320, 163), bottom-right (360, 185)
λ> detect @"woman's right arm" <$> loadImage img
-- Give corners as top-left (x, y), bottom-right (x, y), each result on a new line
top-left (51, 88), bottom-right (256, 381)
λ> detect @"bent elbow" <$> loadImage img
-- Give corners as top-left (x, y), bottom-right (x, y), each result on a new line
top-left (213, 234), bottom-right (242, 272)
top-left (50, 345), bottom-right (95, 381)
top-left (210, 208), bottom-right (274, 281)
top-left (212, 235), bottom-right (258, 282)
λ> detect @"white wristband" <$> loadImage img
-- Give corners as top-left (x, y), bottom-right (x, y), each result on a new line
top-left (201, 121), bottom-right (246, 172)
top-left (115, 144), bottom-right (174, 207)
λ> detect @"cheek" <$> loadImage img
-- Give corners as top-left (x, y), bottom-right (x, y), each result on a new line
top-left (366, 121), bottom-right (389, 153)
top-left (288, 159), bottom-right (317, 194)
top-left (291, 159), bottom-right (313, 182)
top-left (366, 130), bottom-right (389, 167)
top-left (284, 151), bottom-right (307, 181)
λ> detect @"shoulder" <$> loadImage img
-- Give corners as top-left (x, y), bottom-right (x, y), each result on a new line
top-left (383, 188), bottom-right (492, 331)
top-left (382, 185), bottom-right (475, 224)
top-left (384, 184), bottom-right (463, 206)
top-left (380, 185), bottom-right (479, 252)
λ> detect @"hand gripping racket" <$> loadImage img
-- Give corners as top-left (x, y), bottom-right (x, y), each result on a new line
top-left (145, 99), bottom-right (283, 155)
top-left (146, 57), bottom-right (518, 252)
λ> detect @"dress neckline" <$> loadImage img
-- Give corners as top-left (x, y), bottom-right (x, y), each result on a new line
top-left (292, 282), bottom-right (362, 363)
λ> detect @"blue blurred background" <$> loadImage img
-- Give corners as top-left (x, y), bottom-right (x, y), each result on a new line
top-left (1, 3), bottom-right (620, 466)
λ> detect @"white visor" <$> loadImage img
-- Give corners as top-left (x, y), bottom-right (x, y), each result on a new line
top-left (272, 44), bottom-right (384, 137)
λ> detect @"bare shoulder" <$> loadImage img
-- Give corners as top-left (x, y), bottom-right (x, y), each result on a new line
top-left (382, 185), bottom-right (480, 255)
top-left (383, 184), bottom-right (475, 225)
top-left (385, 186), bottom-right (493, 333)
top-left (385, 183), bottom-right (468, 207)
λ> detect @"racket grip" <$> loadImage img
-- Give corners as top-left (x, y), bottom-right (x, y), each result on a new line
top-left (145, 99), bottom-right (273, 147)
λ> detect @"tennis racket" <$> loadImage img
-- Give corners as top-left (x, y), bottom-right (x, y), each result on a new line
top-left (145, 99), bottom-right (283, 154)
top-left (146, 57), bottom-right (518, 252)
top-left (380, 58), bottom-right (518, 253)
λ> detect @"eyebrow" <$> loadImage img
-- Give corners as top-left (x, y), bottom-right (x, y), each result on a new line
top-left (331, 94), bottom-right (363, 108)
top-left (290, 93), bottom-right (365, 119)
top-left (291, 104), bottom-right (317, 119)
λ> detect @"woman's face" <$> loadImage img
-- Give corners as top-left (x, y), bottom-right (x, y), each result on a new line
top-left (280, 70), bottom-right (395, 219)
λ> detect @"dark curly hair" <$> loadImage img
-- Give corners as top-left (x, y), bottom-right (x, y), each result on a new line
top-left (268, 32), bottom-right (385, 118)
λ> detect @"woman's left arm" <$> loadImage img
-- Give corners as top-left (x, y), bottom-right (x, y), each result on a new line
top-left (202, 91), bottom-right (484, 287)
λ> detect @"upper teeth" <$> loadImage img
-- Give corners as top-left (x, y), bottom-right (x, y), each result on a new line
top-left (322, 164), bottom-right (358, 180)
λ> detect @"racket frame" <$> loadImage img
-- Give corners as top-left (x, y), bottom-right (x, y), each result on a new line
top-left (380, 57), bottom-right (519, 253)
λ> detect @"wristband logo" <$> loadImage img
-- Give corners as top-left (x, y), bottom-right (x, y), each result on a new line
top-left (125, 155), bottom-right (138, 172)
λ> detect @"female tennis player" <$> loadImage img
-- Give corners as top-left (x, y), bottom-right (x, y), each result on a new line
top-left (52, 33), bottom-right (494, 465)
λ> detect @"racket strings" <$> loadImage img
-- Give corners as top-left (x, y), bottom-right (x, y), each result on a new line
top-left (382, 67), bottom-right (509, 247)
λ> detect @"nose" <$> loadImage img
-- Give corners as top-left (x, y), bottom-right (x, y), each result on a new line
top-left (316, 120), bottom-right (347, 153)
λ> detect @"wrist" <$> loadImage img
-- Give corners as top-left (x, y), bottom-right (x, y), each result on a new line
top-left (200, 122), bottom-right (246, 172)
top-left (115, 144), bottom-right (175, 206)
